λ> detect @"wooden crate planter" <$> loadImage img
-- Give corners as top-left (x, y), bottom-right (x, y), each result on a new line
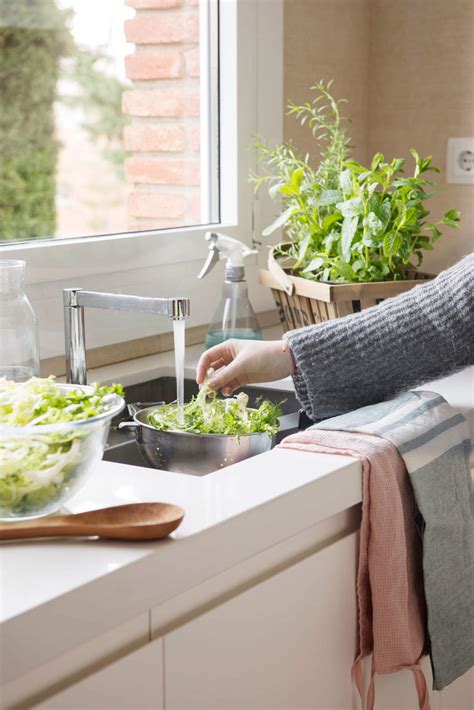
top-left (259, 266), bottom-right (433, 331)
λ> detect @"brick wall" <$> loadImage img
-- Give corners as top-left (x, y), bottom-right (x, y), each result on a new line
top-left (123, 0), bottom-right (201, 231)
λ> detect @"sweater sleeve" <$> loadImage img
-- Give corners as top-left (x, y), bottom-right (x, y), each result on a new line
top-left (284, 253), bottom-right (474, 421)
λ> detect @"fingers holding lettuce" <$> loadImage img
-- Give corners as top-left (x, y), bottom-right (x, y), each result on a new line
top-left (196, 339), bottom-right (296, 396)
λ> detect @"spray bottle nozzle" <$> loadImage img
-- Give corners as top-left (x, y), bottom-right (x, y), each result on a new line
top-left (197, 232), bottom-right (258, 281)
top-left (198, 232), bottom-right (263, 346)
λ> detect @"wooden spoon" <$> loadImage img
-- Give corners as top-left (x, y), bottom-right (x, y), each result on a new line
top-left (0, 503), bottom-right (184, 542)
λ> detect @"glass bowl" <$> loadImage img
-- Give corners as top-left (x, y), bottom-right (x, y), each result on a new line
top-left (0, 384), bottom-right (124, 520)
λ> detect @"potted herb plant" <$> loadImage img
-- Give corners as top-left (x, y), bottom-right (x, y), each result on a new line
top-left (255, 81), bottom-right (460, 329)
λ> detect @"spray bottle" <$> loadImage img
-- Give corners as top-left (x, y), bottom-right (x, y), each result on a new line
top-left (198, 232), bottom-right (263, 349)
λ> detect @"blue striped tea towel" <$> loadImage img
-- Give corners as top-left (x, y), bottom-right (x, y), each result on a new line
top-left (314, 390), bottom-right (473, 690)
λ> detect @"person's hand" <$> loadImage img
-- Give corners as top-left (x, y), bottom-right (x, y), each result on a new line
top-left (196, 339), bottom-right (296, 396)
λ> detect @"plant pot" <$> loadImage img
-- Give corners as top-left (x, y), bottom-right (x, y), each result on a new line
top-left (259, 246), bottom-right (434, 331)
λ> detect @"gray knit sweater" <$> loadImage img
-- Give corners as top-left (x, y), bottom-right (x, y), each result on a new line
top-left (285, 253), bottom-right (474, 422)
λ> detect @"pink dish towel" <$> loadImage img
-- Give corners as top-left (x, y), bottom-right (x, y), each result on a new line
top-left (279, 429), bottom-right (430, 710)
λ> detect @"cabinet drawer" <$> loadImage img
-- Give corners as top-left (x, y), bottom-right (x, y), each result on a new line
top-left (37, 638), bottom-right (163, 710)
top-left (164, 533), bottom-right (358, 709)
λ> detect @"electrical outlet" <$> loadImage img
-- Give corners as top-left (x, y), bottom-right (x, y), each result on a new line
top-left (446, 137), bottom-right (474, 184)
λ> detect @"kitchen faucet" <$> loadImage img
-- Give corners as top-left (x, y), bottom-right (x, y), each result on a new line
top-left (63, 288), bottom-right (190, 385)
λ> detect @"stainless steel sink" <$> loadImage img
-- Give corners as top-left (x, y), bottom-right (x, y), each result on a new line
top-left (103, 377), bottom-right (301, 470)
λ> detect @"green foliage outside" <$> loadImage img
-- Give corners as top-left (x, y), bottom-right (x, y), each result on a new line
top-left (65, 50), bottom-right (129, 178)
top-left (0, 1), bottom-right (128, 243)
top-left (252, 81), bottom-right (461, 283)
top-left (0, 0), bottom-right (72, 241)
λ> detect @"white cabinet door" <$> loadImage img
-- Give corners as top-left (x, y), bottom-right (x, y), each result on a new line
top-left (164, 533), bottom-right (359, 709)
top-left (37, 638), bottom-right (163, 710)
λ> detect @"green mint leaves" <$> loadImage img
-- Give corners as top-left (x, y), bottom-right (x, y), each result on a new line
top-left (252, 81), bottom-right (461, 283)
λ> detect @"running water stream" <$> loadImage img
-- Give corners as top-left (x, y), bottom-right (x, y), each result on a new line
top-left (173, 319), bottom-right (186, 424)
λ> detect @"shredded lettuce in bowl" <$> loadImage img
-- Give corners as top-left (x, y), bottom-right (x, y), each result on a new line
top-left (0, 377), bottom-right (123, 517)
top-left (147, 384), bottom-right (281, 437)
top-left (0, 376), bottom-right (123, 427)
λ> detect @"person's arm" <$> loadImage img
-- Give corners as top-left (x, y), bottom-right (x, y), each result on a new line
top-left (285, 253), bottom-right (473, 420)
top-left (196, 255), bottom-right (473, 420)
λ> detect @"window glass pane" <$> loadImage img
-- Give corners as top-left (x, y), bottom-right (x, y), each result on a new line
top-left (0, 0), bottom-right (219, 243)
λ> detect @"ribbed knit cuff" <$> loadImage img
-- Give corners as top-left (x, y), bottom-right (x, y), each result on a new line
top-left (283, 330), bottom-right (313, 418)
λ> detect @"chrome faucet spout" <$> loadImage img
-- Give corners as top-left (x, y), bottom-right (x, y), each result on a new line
top-left (63, 289), bottom-right (190, 385)
top-left (168, 297), bottom-right (191, 320)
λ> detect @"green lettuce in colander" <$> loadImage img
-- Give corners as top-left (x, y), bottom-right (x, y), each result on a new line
top-left (147, 383), bottom-right (281, 437)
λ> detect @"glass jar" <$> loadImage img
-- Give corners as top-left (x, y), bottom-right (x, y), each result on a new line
top-left (0, 260), bottom-right (40, 381)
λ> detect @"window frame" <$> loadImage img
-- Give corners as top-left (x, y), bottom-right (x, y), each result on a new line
top-left (1, 0), bottom-right (283, 350)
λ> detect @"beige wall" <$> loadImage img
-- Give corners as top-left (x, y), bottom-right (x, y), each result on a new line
top-left (284, 0), bottom-right (370, 165)
top-left (284, 0), bottom-right (474, 272)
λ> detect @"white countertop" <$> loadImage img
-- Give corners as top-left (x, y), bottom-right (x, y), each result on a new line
top-left (2, 333), bottom-right (473, 684)
top-left (1, 449), bottom-right (359, 624)
top-left (1, 449), bottom-right (362, 684)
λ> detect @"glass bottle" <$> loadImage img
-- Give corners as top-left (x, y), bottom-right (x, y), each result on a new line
top-left (0, 260), bottom-right (40, 381)
top-left (205, 279), bottom-right (263, 348)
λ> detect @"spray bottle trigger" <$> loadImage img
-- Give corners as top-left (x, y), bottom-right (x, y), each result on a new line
top-left (197, 245), bottom-right (220, 280)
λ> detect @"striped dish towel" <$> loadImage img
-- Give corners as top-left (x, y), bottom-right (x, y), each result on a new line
top-left (280, 390), bottom-right (473, 700)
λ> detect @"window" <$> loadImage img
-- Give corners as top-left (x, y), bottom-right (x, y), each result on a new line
top-left (1, 0), bottom-right (282, 366)
top-left (0, 0), bottom-right (219, 244)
